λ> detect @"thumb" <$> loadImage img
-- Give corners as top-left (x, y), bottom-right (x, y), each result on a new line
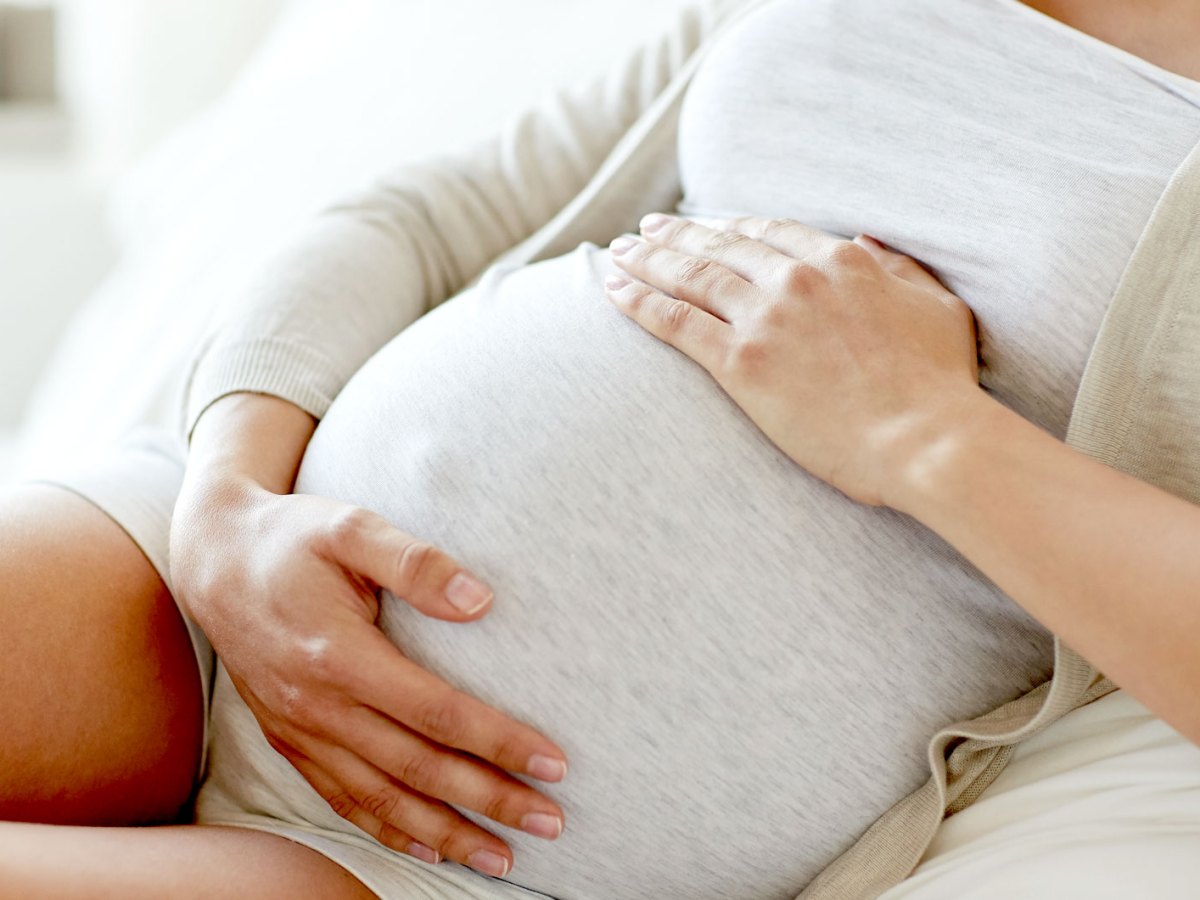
top-left (329, 508), bottom-right (494, 621)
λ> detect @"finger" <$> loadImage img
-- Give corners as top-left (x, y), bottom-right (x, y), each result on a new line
top-left (287, 754), bottom-right (441, 865)
top-left (290, 748), bottom-right (514, 877)
top-left (852, 234), bottom-right (945, 291)
top-left (316, 741), bottom-right (515, 878)
top-left (716, 215), bottom-right (841, 263)
top-left (344, 703), bottom-right (564, 839)
top-left (604, 272), bottom-right (731, 373)
top-left (350, 625), bottom-right (569, 784)
top-left (608, 234), bottom-right (750, 320)
top-left (325, 507), bottom-right (495, 620)
top-left (636, 212), bottom-right (795, 286)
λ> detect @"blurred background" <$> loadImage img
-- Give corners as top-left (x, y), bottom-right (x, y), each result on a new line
top-left (0, 0), bottom-right (689, 482)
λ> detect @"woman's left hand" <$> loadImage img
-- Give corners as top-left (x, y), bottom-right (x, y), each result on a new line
top-left (604, 213), bottom-right (986, 509)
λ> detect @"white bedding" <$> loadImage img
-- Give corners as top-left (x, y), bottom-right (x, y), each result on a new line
top-left (881, 688), bottom-right (1200, 898)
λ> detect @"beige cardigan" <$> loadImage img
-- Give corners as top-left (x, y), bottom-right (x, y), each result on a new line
top-left (182, 1), bottom-right (1200, 895)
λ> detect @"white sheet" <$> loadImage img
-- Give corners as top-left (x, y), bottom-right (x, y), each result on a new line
top-left (881, 689), bottom-right (1200, 898)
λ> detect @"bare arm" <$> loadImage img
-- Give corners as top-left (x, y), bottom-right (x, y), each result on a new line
top-left (889, 393), bottom-right (1200, 744)
top-left (182, 393), bottom-right (315, 497)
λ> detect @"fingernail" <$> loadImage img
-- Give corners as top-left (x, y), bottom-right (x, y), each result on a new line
top-left (407, 841), bottom-right (440, 865)
top-left (521, 812), bottom-right (563, 840)
top-left (468, 849), bottom-right (510, 878)
top-left (526, 753), bottom-right (567, 782)
top-left (639, 212), bottom-right (673, 234)
top-left (445, 572), bottom-right (493, 614)
top-left (604, 273), bottom-right (632, 291)
top-left (609, 236), bottom-right (638, 256)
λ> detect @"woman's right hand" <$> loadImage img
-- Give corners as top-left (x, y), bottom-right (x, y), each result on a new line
top-left (169, 395), bottom-right (567, 879)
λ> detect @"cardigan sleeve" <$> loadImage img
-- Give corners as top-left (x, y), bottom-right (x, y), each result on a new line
top-left (180, 2), bottom-right (726, 440)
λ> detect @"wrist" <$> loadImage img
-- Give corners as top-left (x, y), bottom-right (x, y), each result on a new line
top-left (876, 385), bottom-right (1005, 517)
top-left (176, 466), bottom-right (267, 523)
top-left (186, 392), bottom-right (317, 496)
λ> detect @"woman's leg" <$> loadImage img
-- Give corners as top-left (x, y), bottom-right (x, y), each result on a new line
top-left (0, 483), bottom-right (203, 825)
top-left (0, 822), bottom-right (375, 898)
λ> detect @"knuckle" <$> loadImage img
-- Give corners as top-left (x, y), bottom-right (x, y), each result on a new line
top-left (703, 230), bottom-right (747, 256)
top-left (481, 790), bottom-right (516, 826)
top-left (395, 539), bottom-right (440, 590)
top-left (359, 787), bottom-right (404, 825)
top-left (727, 336), bottom-right (770, 377)
top-left (828, 239), bottom-right (873, 270)
top-left (396, 752), bottom-right (443, 794)
top-left (660, 298), bottom-right (693, 335)
top-left (759, 299), bottom-right (791, 330)
top-left (781, 261), bottom-right (826, 293)
top-left (676, 256), bottom-right (715, 286)
top-left (413, 698), bottom-right (467, 745)
top-left (277, 684), bottom-right (322, 731)
top-left (722, 215), bottom-right (748, 235)
top-left (298, 636), bottom-right (345, 685)
top-left (326, 791), bottom-right (360, 821)
top-left (621, 284), bottom-right (647, 314)
top-left (760, 217), bottom-right (794, 239)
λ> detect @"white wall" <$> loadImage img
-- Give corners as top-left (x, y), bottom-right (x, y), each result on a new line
top-left (0, 160), bottom-right (113, 427)
top-left (0, 0), bottom-right (291, 438)
top-left (4, 0), bottom-right (695, 479)
top-left (56, 0), bottom-right (288, 176)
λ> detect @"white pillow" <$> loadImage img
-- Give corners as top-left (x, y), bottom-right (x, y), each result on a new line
top-left (880, 689), bottom-right (1200, 899)
top-left (15, 0), bottom-right (691, 478)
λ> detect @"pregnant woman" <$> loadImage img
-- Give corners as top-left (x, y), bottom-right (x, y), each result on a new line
top-left (3, 0), bottom-right (1200, 896)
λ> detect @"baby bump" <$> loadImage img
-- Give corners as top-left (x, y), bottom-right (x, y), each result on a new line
top-left (214, 243), bottom-right (1054, 899)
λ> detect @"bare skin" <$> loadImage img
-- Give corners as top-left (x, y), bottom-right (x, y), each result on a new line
top-left (0, 485), bottom-right (372, 895)
top-left (0, 822), bottom-right (375, 899)
top-left (2, 0), bottom-right (1196, 895)
top-left (1018, 0), bottom-right (1200, 81)
top-left (0, 485), bottom-right (202, 826)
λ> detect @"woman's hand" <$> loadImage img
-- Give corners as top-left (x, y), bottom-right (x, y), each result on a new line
top-left (171, 396), bottom-right (567, 879)
top-left (604, 213), bottom-right (985, 508)
top-left (607, 213), bottom-right (1200, 755)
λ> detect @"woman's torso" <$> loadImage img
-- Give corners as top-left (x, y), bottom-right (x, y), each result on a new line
top-left (199, 1), bottom-right (1200, 897)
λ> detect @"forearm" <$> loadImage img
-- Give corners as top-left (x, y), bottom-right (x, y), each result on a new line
top-left (890, 391), bottom-right (1200, 743)
top-left (184, 392), bottom-right (317, 496)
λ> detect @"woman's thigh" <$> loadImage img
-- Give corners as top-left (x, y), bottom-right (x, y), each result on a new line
top-left (0, 822), bottom-right (375, 899)
top-left (0, 483), bottom-right (204, 825)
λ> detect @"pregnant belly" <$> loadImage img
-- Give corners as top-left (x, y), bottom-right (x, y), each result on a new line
top-left (293, 241), bottom-right (1054, 899)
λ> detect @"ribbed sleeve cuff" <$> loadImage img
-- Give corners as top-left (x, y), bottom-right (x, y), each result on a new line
top-left (183, 338), bottom-right (348, 441)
